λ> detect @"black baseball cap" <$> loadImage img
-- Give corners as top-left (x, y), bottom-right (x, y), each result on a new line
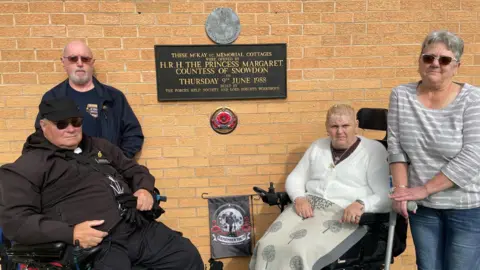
top-left (39, 97), bottom-right (82, 122)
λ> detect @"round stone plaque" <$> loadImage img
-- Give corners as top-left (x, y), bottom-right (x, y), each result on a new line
top-left (205, 8), bottom-right (241, 45)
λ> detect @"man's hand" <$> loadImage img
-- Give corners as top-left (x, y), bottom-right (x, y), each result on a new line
top-left (341, 202), bottom-right (364, 224)
top-left (134, 189), bottom-right (154, 211)
top-left (294, 197), bottom-right (314, 219)
top-left (73, 220), bottom-right (108, 248)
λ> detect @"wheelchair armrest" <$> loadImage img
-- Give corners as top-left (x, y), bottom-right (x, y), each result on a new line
top-left (7, 242), bottom-right (66, 260)
top-left (358, 213), bottom-right (389, 225)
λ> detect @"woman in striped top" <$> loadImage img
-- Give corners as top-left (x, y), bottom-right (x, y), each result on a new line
top-left (388, 30), bottom-right (480, 270)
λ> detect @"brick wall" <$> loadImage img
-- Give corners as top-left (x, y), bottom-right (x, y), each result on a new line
top-left (1, 1), bottom-right (479, 269)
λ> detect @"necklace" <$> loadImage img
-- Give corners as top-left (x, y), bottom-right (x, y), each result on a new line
top-left (329, 139), bottom-right (357, 169)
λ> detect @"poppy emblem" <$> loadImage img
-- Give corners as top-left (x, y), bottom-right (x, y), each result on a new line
top-left (210, 107), bottom-right (238, 135)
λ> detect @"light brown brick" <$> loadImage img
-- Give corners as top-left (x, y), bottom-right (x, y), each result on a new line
top-left (271, 2), bottom-right (301, 13)
top-left (20, 62), bottom-right (54, 72)
top-left (0, 27), bottom-right (30, 37)
top-left (99, 2), bottom-right (135, 13)
top-left (304, 24), bottom-right (335, 35)
top-left (29, 2), bottom-right (63, 13)
top-left (138, 26), bottom-right (172, 37)
top-left (461, 1), bottom-right (480, 11)
top-left (179, 157), bottom-right (209, 167)
top-left (2, 50), bottom-right (34, 61)
top-left (0, 39), bottom-right (15, 49)
top-left (65, 2), bottom-right (100, 13)
top-left (322, 35), bottom-right (352, 46)
top-left (31, 26), bottom-right (66, 37)
top-left (17, 38), bottom-right (51, 49)
top-left (288, 36), bottom-right (321, 47)
top-left (368, 0), bottom-right (401, 11)
top-left (333, 89), bottom-right (365, 100)
top-left (86, 38), bottom-right (121, 49)
top-left (0, 3), bottom-right (28, 13)
top-left (432, 0), bottom-right (460, 10)
top-left (271, 25), bottom-right (302, 36)
top-left (178, 217), bottom-right (208, 228)
top-left (238, 3), bottom-right (269, 13)
top-left (67, 26), bottom-right (102, 37)
top-left (123, 38), bottom-right (155, 49)
top-left (86, 14), bottom-right (120, 25)
top-left (162, 147), bottom-right (194, 157)
top-left (322, 12), bottom-right (354, 23)
top-left (336, 23), bottom-right (366, 35)
top-left (136, 3), bottom-right (170, 13)
top-left (172, 26), bottom-right (205, 37)
top-left (304, 2), bottom-right (334, 12)
top-left (157, 14), bottom-right (191, 25)
top-left (2, 73), bottom-right (37, 84)
top-left (164, 208), bottom-right (197, 218)
top-left (257, 145), bottom-right (287, 154)
top-left (0, 130), bottom-right (31, 142)
top-left (208, 176), bottom-right (239, 186)
top-left (147, 158), bottom-right (178, 169)
top-left (15, 14), bottom-right (49, 25)
top-left (398, 23), bottom-right (430, 34)
top-left (179, 198), bottom-right (208, 208)
top-left (256, 13), bottom-right (288, 24)
top-left (38, 73), bottom-right (67, 84)
top-left (36, 49), bottom-right (62, 60)
top-left (289, 13), bottom-right (321, 24)
top-left (5, 96), bottom-right (40, 107)
top-left (195, 167), bottom-right (225, 177)
top-left (164, 188), bottom-right (196, 198)
top-left (0, 62), bottom-right (19, 72)
top-left (195, 187), bottom-right (226, 197)
top-left (119, 13), bottom-right (155, 25)
top-left (106, 50), bottom-right (140, 60)
top-left (0, 85), bottom-right (24, 96)
top-left (106, 72), bottom-right (141, 83)
top-left (178, 178), bottom-right (209, 187)
top-left (104, 26), bottom-right (137, 37)
top-left (50, 14), bottom-right (85, 25)
top-left (460, 23), bottom-right (478, 33)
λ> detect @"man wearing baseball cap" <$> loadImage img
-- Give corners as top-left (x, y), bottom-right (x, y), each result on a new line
top-left (1, 97), bottom-right (203, 269)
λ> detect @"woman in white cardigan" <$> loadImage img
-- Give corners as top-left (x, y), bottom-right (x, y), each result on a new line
top-left (287, 104), bottom-right (391, 222)
top-left (250, 104), bottom-right (391, 270)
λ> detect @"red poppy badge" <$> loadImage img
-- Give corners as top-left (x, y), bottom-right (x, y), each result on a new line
top-left (210, 107), bottom-right (238, 135)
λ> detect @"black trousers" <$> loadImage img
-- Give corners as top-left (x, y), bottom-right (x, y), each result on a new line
top-left (92, 221), bottom-right (204, 270)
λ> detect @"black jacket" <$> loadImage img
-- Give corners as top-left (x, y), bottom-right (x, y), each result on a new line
top-left (0, 131), bottom-right (155, 245)
top-left (34, 77), bottom-right (144, 158)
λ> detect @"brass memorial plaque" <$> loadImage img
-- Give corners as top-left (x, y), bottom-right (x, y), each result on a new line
top-left (154, 44), bottom-right (287, 101)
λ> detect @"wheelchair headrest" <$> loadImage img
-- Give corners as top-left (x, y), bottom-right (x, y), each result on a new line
top-left (356, 108), bottom-right (388, 131)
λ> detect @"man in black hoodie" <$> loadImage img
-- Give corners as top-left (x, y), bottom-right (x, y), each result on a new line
top-left (0, 97), bottom-right (203, 269)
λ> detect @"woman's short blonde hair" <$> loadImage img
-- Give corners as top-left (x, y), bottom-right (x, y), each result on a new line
top-left (325, 104), bottom-right (356, 126)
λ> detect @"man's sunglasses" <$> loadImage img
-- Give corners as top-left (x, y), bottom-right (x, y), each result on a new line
top-left (63, 55), bottom-right (93, 64)
top-left (421, 54), bottom-right (457, 66)
top-left (52, 117), bottom-right (83, 130)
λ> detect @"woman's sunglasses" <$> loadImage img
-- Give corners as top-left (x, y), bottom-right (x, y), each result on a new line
top-left (53, 117), bottom-right (83, 130)
top-left (63, 55), bottom-right (93, 64)
top-left (421, 54), bottom-right (457, 66)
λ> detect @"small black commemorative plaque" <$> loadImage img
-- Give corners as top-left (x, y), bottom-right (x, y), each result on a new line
top-left (154, 44), bottom-right (287, 101)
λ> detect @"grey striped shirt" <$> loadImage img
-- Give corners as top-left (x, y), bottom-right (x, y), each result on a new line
top-left (388, 82), bottom-right (480, 209)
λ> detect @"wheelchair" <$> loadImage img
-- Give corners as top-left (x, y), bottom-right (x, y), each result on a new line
top-left (0, 189), bottom-right (167, 270)
top-left (252, 108), bottom-right (408, 270)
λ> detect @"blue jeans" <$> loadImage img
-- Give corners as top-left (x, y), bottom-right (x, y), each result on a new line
top-left (409, 206), bottom-right (480, 270)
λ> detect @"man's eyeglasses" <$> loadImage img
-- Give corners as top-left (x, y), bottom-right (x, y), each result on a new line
top-left (52, 117), bottom-right (83, 130)
top-left (63, 55), bottom-right (93, 64)
top-left (421, 54), bottom-right (457, 66)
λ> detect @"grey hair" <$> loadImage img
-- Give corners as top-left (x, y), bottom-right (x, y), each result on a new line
top-left (325, 104), bottom-right (356, 126)
top-left (420, 30), bottom-right (464, 62)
